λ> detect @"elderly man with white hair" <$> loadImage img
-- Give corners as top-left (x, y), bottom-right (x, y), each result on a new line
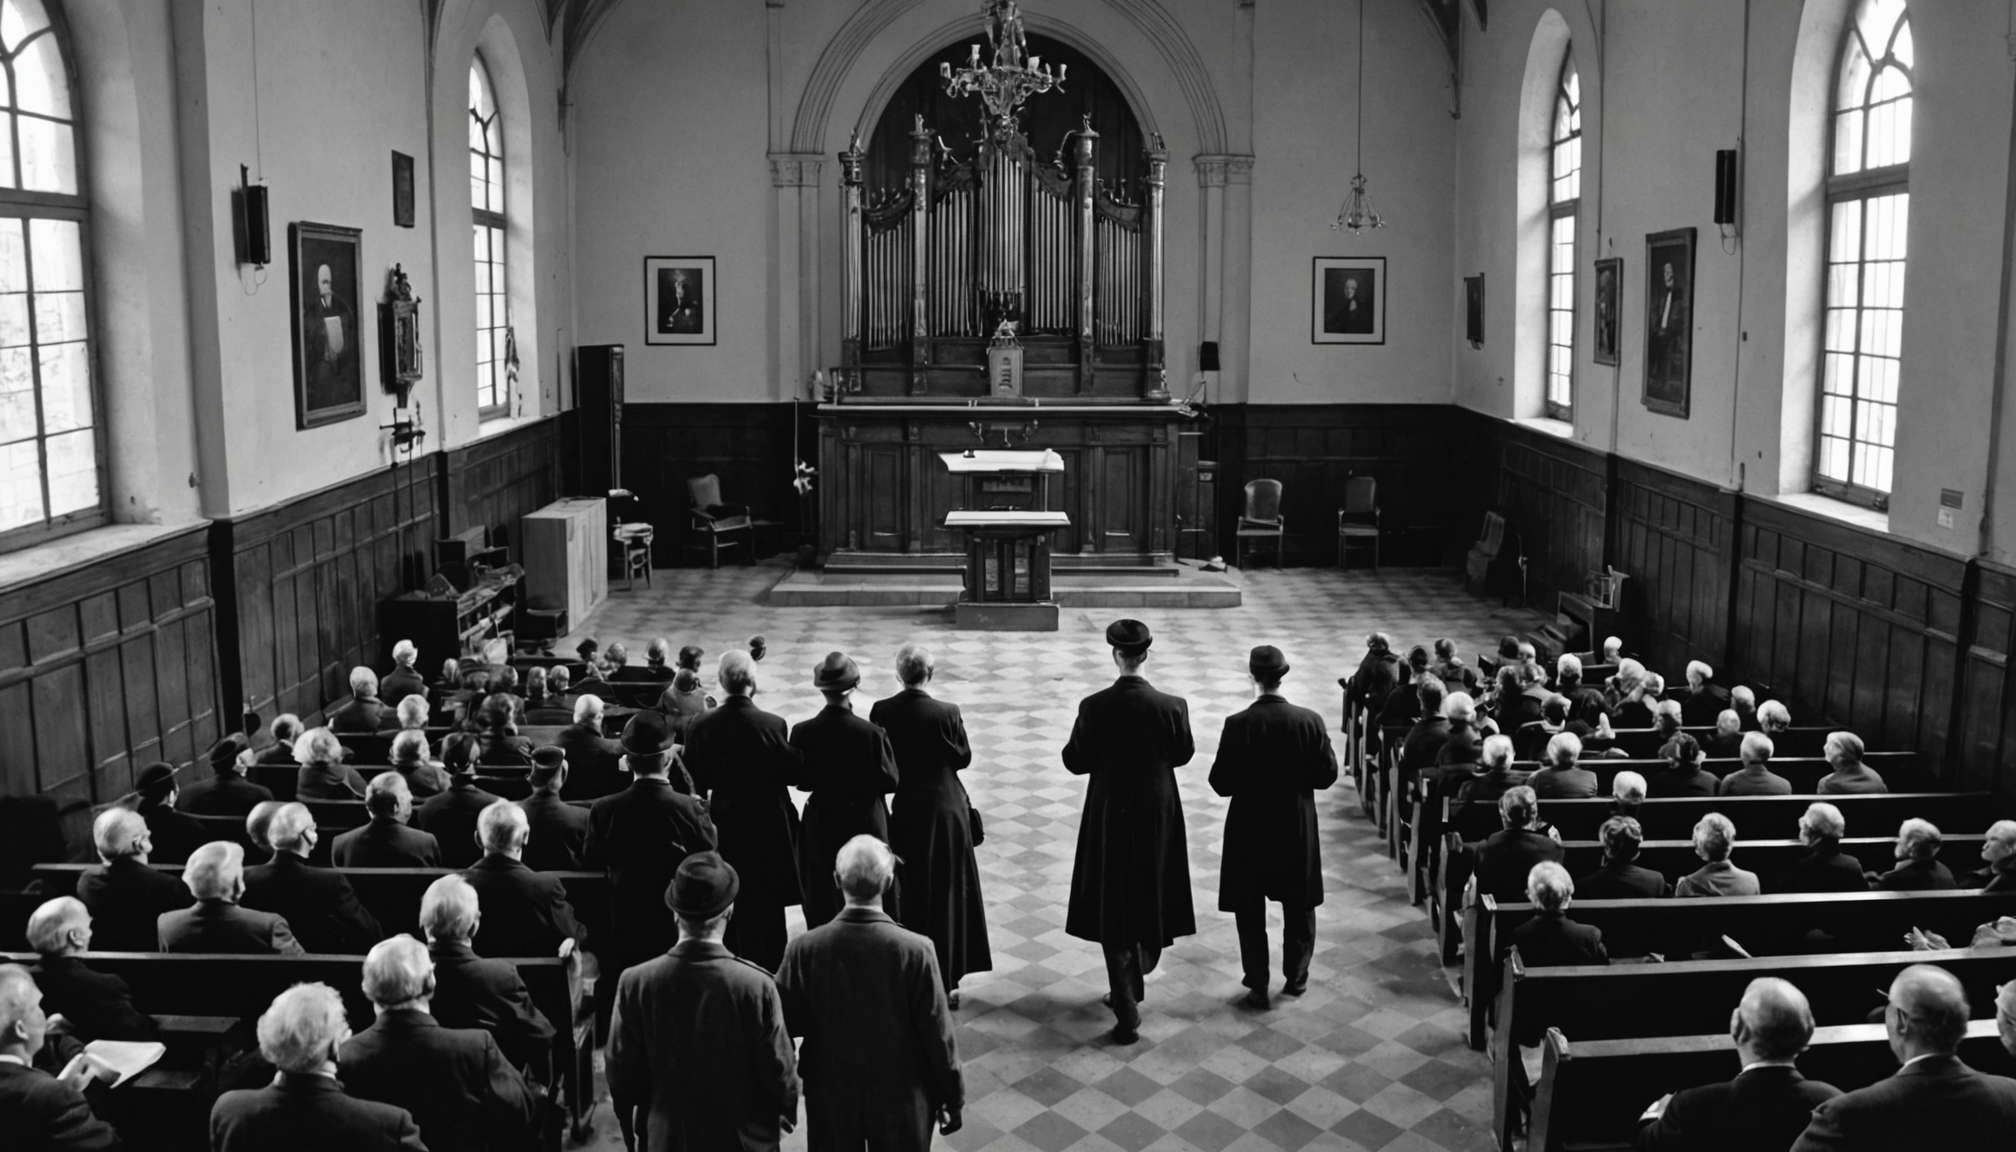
top-left (1720, 732), bottom-right (1792, 796)
top-left (1638, 977), bottom-right (1841, 1150)
top-left (1679, 659), bottom-right (1731, 727)
top-left (1757, 699), bottom-right (1793, 735)
top-left (74, 806), bottom-right (189, 952)
top-left (1817, 732), bottom-right (1887, 795)
top-left (1783, 803), bottom-right (1870, 894)
top-left (554, 692), bottom-right (626, 801)
top-left (1675, 814), bottom-right (1760, 898)
top-left (211, 982), bottom-right (425, 1151)
top-left (254, 712), bottom-right (308, 767)
top-left (1529, 731), bottom-right (1597, 799)
top-left (332, 773), bottom-right (442, 868)
top-left (1577, 816), bottom-right (1669, 901)
top-left (388, 728), bottom-right (450, 800)
top-left (418, 876), bottom-right (554, 1077)
top-left (1610, 770), bottom-right (1648, 819)
top-left (1705, 708), bottom-right (1746, 758)
top-left (381, 640), bottom-right (427, 705)
top-left (1870, 818), bottom-right (1958, 891)
top-left (1973, 820), bottom-right (2016, 893)
top-left (294, 726), bottom-right (369, 801)
top-left (0, 963), bottom-right (121, 1151)
top-left (331, 666), bottom-right (395, 734)
top-left (1502, 861), bottom-right (1607, 968)
top-left (459, 800), bottom-right (584, 960)
top-left (24, 897), bottom-right (156, 1043)
top-left (1470, 786), bottom-right (1564, 905)
top-left (777, 836), bottom-right (963, 1149)
top-left (338, 935), bottom-right (535, 1152)
top-left (158, 841), bottom-right (303, 954)
top-left (241, 802), bottom-right (382, 954)
top-left (684, 649), bottom-right (804, 974)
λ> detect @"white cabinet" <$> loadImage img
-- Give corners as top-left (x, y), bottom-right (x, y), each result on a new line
top-left (522, 498), bottom-right (607, 624)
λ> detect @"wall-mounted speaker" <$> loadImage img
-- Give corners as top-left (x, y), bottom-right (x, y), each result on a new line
top-left (1199, 341), bottom-right (1220, 372)
top-left (1713, 149), bottom-right (1739, 227)
top-left (238, 165), bottom-right (270, 266)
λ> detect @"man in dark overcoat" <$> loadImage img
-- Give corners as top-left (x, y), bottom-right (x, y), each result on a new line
top-left (1208, 645), bottom-right (1339, 1009)
top-left (685, 651), bottom-right (802, 974)
top-left (776, 835), bottom-right (961, 1151)
top-left (585, 712), bottom-right (718, 977)
top-left (607, 852), bottom-right (800, 1152)
top-left (789, 652), bottom-right (900, 929)
top-left (1063, 619), bottom-right (1196, 1043)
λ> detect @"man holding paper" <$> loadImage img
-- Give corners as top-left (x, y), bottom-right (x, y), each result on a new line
top-left (0, 963), bottom-right (122, 1150)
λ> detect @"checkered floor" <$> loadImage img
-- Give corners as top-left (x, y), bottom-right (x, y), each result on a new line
top-left (564, 561), bottom-right (1546, 1152)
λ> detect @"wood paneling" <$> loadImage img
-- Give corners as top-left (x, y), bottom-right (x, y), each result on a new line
top-left (0, 527), bottom-right (220, 844)
top-left (621, 403), bottom-right (807, 562)
top-left (1610, 458), bottom-right (1736, 675)
top-left (1479, 421), bottom-right (1607, 605)
top-left (442, 417), bottom-right (563, 550)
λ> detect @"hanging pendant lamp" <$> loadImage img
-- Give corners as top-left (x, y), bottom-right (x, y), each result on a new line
top-left (1333, 0), bottom-right (1386, 233)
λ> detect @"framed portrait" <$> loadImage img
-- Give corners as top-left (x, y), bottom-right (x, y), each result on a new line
top-left (391, 151), bottom-right (415, 228)
top-left (1312, 256), bottom-right (1386, 345)
top-left (290, 221), bottom-right (366, 429)
top-left (1593, 256), bottom-right (1622, 366)
top-left (645, 255), bottom-right (716, 346)
top-left (1642, 229), bottom-right (1695, 418)
top-left (1463, 273), bottom-right (1485, 349)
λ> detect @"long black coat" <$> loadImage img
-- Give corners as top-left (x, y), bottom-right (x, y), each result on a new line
top-left (686, 697), bottom-right (803, 908)
top-left (789, 703), bottom-right (899, 928)
top-left (339, 1008), bottom-right (536, 1152)
top-left (584, 778), bottom-right (719, 972)
top-left (1208, 694), bottom-right (1338, 911)
top-left (241, 851), bottom-right (383, 955)
top-left (76, 857), bottom-right (191, 952)
top-left (872, 687), bottom-right (991, 986)
top-left (427, 940), bottom-right (556, 1075)
top-left (1063, 676), bottom-right (1196, 947)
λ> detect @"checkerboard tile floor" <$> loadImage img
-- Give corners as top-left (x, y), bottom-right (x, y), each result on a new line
top-left (565, 561), bottom-right (1546, 1151)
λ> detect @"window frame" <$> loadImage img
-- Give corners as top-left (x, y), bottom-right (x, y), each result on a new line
top-left (470, 54), bottom-right (510, 422)
top-left (0, 2), bottom-right (105, 555)
top-left (1545, 53), bottom-right (1580, 424)
top-left (1812, 3), bottom-right (1911, 511)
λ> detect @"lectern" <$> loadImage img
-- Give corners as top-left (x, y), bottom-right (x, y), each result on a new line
top-left (941, 449), bottom-right (1068, 630)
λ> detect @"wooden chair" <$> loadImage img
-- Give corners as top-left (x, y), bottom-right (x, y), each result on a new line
top-left (1235, 479), bottom-right (1285, 568)
top-left (685, 473), bottom-right (752, 568)
top-left (1336, 475), bottom-right (1380, 570)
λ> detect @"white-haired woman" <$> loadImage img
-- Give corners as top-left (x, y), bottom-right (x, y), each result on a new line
top-left (1675, 813), bottom-right (1760, 898)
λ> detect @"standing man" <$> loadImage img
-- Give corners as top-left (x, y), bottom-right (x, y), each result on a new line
top-left (776, 836), bottom-right (962, 1150)
top-left (1063, 620), bottom-right (1196, 1044)
top-left (685, 651), bottom-right (802, 973)
top-left (789, 652), bottom-right (900, 929)
top-left (585, 713), bottom-right (718, 979)
top-left (607, 852), bottom-right (799, 1152)
top-left (1208, 646), bottom-right (1338, 1010)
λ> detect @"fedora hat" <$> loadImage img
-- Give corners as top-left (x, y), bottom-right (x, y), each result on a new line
top-left (620, 710), bottom-right (675, 756)
top-left (1249, 645), bottom-right (1290, 681)
top-left (1106, 619), bottom-right (1152, 654)
top-left (812, 651), bottom-right (860, 692)
top-left (667, 851), bottom-right (740, 919)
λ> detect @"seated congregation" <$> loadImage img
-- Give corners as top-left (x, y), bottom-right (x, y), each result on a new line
top-left (1340, 633), bottom-right (2016, 1150)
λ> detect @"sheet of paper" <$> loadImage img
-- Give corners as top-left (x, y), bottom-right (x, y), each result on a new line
top-left (323, 315), bottom-right (345, 357)
top-left (82, 1039), bottom-right (166, 1088)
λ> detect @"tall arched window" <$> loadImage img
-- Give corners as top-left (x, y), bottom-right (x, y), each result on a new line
top-left (1546, 55), bottom-right (1580, 422)
top-left (470, 57), bottom-right (509, 420)
top-left (0, 0), bottom-right (98, 550)
top-left (1817, 0), bottom-right (1910, 507)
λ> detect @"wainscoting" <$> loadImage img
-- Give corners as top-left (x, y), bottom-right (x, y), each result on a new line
top-left (0, 527), bottom-right (223, 844)
top-left (618, 403), bottom-right (812, 561)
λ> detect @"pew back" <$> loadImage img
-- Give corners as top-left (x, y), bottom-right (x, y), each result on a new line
top-left (1520, 792), bottom-right (1994, 842)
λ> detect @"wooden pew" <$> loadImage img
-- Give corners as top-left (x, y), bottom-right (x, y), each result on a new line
top-left (1461, 888), bottom-right (2016, 1052)
top-left (1604, 725), bottom-right (1838, 760)
top-left (30, 864), bottom-right (611, 947)
top-left (4, 950), bottom-right (590, 1150)
top-left (1510, 791), bottom-right (1995, 842)
top-left (1493, 946), bottom-right (2016, 1147)
top-left (1527, 1020), bottom-right (2016, 1152)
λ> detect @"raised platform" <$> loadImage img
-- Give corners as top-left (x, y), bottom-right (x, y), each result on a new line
top-left (768, 563), bottom-right (1242, 609)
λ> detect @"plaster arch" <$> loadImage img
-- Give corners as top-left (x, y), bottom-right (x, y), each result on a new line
top-left (794, 0), bottom-right (1222, 160)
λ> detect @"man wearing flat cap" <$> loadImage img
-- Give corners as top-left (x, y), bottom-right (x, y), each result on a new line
top-left (685, 651), bottom-right (803, 974)
top-left (1210, 646), bottom-right (1339, 1009)
top-left (789, 652), bottom-right (901, 929)
top-left (1064, 619), bottom-right (1197, 1043)
top-left (608, 852), bottom-right (800, 1152)
top-left (177, 734), bottom-right (273, 818)
top-left (586, 712), bottom-right (719, 978)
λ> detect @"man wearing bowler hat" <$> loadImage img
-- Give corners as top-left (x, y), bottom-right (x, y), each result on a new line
top-left (1210, 646), bottom-right (1339, 1008)
top-left (177, 734), bottom-right (274, 818)
top-left (685, 651), bottom-right (803, 974)
top-left (608, 852), bottom-right (800, 1152)
top-left (1064, 619), bottom-right (1197, 1043)
top-left (585, 712), bottom-right (719, 978)
top-left (789, 652), bottom-right (900, 929)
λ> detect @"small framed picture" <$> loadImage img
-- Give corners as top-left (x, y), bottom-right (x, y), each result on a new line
top-left (1312, 256), bottom-right (1386, 345)
top-left (1593, 256), bottom-right (1622, 366)
top-left (1464, 273), bottom-right (1485, 349)
top-left (645, 256), bottom-right (716, 346)
top-left (1643, 229), bottom-right (1696, 418)
top-left (290, 221), bottom-right (366, 428)
top-left (391, 151), bottom-right (415, 228)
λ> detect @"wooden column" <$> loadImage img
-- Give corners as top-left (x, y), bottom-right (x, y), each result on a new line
top-left (838, 138), bottom-right (864, 391)
top-left (909, 115), bottom-right (932, 395)
top-left (1142, 137), bottom-right (1169, 400)
top-left (1073, 121), bottom-right (1098, 395)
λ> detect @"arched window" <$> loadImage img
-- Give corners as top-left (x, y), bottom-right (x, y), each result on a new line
top-left (1546, 55), bottom-right (1580, 423)
top-left (1816, 0), bottom-right (1910, 507)
top-left (470, 56), bottom-right (509, 420)
top-left (0, 0), bottom-right (98, 550)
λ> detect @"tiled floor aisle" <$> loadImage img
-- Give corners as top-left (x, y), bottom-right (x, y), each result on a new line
top-left (565, 562), bottom-right (1546, 1152)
